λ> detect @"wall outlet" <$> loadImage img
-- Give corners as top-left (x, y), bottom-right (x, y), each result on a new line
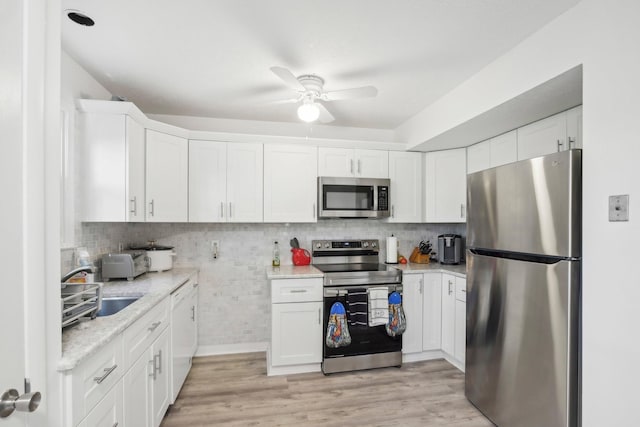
top-left (609, 195), bottom-right (629, 221)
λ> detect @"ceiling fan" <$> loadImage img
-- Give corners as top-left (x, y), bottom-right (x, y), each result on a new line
top-left (270, 66), bottom-right (378, 124)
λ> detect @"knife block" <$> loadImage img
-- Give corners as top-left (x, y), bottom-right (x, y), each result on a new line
top-left (409, 247), bottom-right (431, 264)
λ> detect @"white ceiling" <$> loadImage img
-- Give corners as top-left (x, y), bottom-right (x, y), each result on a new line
top-left (61, 0), bottom-right (581, 130)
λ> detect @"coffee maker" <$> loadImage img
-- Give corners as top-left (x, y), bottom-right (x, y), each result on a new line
top-left (437, 234), bottom-right (462, 264)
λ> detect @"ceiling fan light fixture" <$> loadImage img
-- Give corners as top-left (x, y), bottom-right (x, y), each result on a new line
top-left (297, 102), bottom-right (320, 123)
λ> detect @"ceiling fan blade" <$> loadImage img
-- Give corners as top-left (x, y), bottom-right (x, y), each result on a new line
top-left (270, 66), bottom-right (306, 91)
top-left (316, 102), bottom-right (335, 124)
top-left (323, 85), bottom-right (378, 101)
top-left (264, 97), bottom-right (301, 105)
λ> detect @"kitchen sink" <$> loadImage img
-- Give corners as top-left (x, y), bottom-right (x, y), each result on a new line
top-left (96, 296), bottom-right (141, 317)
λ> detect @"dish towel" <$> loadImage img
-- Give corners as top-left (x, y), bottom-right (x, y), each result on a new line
top-left (326, 302), bottom-right (351, 348)
top-left (368, 287), bottom-right (389, 326)
top-left (386, 291), bottom-right (406, 337)
top-left (346, 288), bottom-right (368, 327)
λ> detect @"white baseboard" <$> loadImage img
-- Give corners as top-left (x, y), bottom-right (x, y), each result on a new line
top-left (267, 363), bottom-right (322, 377)
top-left (195, 342), bottom-right (268, 357)
top-left (402, 350), bottom-right (444, 364)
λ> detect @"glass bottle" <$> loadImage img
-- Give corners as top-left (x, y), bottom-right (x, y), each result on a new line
top-left (272, 241), bottom-right (280, 267)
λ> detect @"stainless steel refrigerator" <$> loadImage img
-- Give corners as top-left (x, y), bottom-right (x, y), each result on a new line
top-left (466, 149), bottom-right (581, 427)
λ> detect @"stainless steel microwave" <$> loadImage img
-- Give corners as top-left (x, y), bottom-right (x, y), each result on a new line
top-left (317, 177), bottom-right (390, 219)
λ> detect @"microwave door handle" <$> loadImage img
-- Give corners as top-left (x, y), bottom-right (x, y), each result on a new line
top-left (371, 187), bottom-right (376, 211)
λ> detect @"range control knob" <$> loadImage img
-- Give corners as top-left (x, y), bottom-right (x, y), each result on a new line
top-left (371, 241), bottom-right (377, 248)
top-left (362, 241), bottom-right (369, 248)
top-left (315, 242), bottom-right (322, 249)
top-left (324, 242), bottom-right (331, 249)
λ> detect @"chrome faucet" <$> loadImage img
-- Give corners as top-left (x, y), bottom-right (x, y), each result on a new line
top-left (61, 265), bottom-right (94, 282)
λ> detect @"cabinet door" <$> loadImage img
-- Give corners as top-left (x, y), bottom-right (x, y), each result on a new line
top-left (227, 142), bottom-right (263, 222)
top-left (388, 151), bottom-right (422, 222)
top-left (171, 284), bottom-right (197, 403)
top-left (188, 140), bottom-right (227, 222)
top-left (566, 105), bottom-right (583, 149)
top-left (425, 149), bottom-right (467, 223)
top-left (466, 140), bottom-right (491, 174)
top-left (318, 147), bottom-right (353, 177)
top-left (401, 274), bottom-right (423, 354)
top-left (271, 302), bottom-right (322, 366)
top-left (422, 273), bottom-right (442, 351)
top-left (123, 352), bottom-right (151, 427)
top-left (126, 117), bottom-right (146, 221)
top-left (264, 144), bottom-right (318, 222)
top-left (355, 149), bottom-right (389, 178)
top-left (489, 130), bottom-right (517, 168)
top-left (454, 278), bottom-right (467, 366)
top-left (79, 381), bottom-right (124, 427)
top-left (146, 129), bottom-right (188, 222)
top-left (517, 113), bottom-right (567, 161)
top-left (151, 327), bottom-right (171, 427)
top-left (441, 274), bottom-right (456, 356)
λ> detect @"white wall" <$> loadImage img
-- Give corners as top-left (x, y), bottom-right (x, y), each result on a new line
top-left (397, 0), bottom-right (640, 425)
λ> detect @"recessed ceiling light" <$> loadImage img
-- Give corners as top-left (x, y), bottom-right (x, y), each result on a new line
top-left (66, 10), bottom-right (95, 26)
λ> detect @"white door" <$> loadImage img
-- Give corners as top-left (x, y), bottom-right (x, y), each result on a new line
top-left (271, 302), bottom-right (323, 366)
top-left (401, 275), bottom-right (423, 354)
top-left (146, 130), bottom-right (188, 222)
top-left (317, 147), bottom-right (353, 177)
top-left (388, 151), bottom-right (422, 222)
top-left (425, 149), bottom-right (467, 222)
top-left (441, 274), bottom-right (456, 356)
top-left (151, 328), bottom-right (171, 427)
top-left (566, 105), bottom-right (583, 149)
top-left (466, 140), bottom-right (491, 174)
top-left (355, 149), bottom-right (389, 178)
top-left (489, 130), bottom-right (518, 168)
top-left (124, 353), bottom-right (151, 427)
top-left (517, 112), bottom-right (567, 160)
top-left (422, 273), bottom-right (442, 351)
top-left (188, 140), bottom-right (227, 222)
top-left (226, 142), bottom-right (263, 222)
top-left (1, 1), bottom-right (51, 425)
top-left (264, 144), bottom-right (318, 222)
top-left (126, 117), bottom-right (146, 222)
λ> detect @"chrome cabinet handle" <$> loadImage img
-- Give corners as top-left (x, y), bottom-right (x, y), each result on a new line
top-left (220, 202), bottom-right (224, 218)
top-left (130, 196), bottom-right (137, 215)
top-left (419, 279), bottom-right (423, 294)
top-left (357, 159), bottom-right (361, 174)
top-left (318, 308), bottom-right (321, 325)
top-left (461, 204), bottom-right (465, 219)
top-left (290, 289), bottom-right (308, 293)
top-left (391, 205), bottom-right (395, 218)
top-left (228, 202), bottom-right (232, 218)
top-left (350, 159), bottom-right (354, 174)
top-left (568, 136), bottom-right (576, 148)
top-left (448, 280), bottom-right (453, 295)
top-left (94, 364), bottom-right (117, 384)
top-left (313, 203), bottom-right (316, 219)
top-left (156, 350), bottom-right (162, 375)
top-left (557, 139), bottom-right (563, 152)
top-left (191, 305), bottom-right (195, 321)
top-left (149, 199), bottom-right (155, 217)
top-left (149, 359), bottom-right (156, 380)
top-left (148, 321), bottom-right (161, 332)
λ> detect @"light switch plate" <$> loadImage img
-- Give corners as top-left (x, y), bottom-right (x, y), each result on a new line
top-left (609, 195), bottom-right (629, 221)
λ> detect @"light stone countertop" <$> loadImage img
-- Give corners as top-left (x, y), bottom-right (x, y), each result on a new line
top-left (266, 264), bottom-right (324, 279)
top-left (393, 262), bottom-right (467, 277)
top-left (59, 268), bottom-right (198, 372)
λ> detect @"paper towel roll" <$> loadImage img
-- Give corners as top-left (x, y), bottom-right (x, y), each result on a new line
top-left (386, 236), bottom-right (398, 264)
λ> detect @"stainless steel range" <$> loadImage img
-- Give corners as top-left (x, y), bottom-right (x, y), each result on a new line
top-left (312, 239), bottom-right (403, 374)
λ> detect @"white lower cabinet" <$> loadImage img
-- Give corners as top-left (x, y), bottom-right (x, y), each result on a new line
top-left (422, 273), bottom-right (442, 351)
top-left (78, 380), bottom-right (124, 427)
top-left (269, 278), bottom-right (323, 373)
top-left (441, 273), bottom-right (466, 370)
top-left (401, 274), bottom-right (423, 354)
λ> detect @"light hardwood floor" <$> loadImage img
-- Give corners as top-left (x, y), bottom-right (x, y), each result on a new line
top-left (161, 352), bottom-right (494, 427)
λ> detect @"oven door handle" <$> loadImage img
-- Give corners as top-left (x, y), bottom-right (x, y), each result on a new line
top-left (324, 284), bottom-right (403, 297)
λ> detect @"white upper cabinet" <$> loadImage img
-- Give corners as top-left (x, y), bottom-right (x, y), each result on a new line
top-left (189, 141), bottom-right (263, 222)
top-left (264, 144), bottom-right (318, 222)
top-left (517, 113), bottom-right (567, 161)
top-left (146, 129), bottom-right (188, 222)
top-left (467, 130), bottom-right (517, 174)
top-left (388, 151), bottom-right (422, 222)
top-left (566, 105), bottom-right (583, 149)
top-left (80, 114), bottom-right (146, 222)
top-left (318, 147), bottom-right (388, 178)
top-left (424, 148), bottom-right (467, 223)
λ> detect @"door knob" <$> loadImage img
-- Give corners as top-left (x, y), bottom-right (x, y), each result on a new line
top-left (0, 385), bottom-right (41, 418)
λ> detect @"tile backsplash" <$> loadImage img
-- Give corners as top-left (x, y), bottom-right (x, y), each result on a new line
top-left (63, 221), bottom-right (465, 348)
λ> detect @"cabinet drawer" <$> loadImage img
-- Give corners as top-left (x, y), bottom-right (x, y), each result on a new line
top-left (271, 278), bottom-right (322, 303)
top-left (67, 334), bottom-right (124, 426)
top-left (78, 379), bottom-right (124, 427)
top-left (455, 278), bottom-right (467, 302)
top-left (123, 297), bottom-right (170, 369)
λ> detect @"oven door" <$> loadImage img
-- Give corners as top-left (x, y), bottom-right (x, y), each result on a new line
top-left (323, 284), bottom-right (402, 359)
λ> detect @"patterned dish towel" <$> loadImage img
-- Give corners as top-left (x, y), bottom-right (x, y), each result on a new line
top-left (368, 287), bottom-right (389, 326)
top-left (325, 302), bottom-right (352, 348)
top-left (386, 291), bottom-right (406, 337)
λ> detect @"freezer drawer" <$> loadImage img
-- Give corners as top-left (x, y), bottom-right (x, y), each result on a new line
top-left (465, 251), bottom-right (580, 427)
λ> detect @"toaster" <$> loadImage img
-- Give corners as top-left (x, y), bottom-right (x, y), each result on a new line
top-left (437, 234), bottom-right (462, 265)
top-left (101, 251), bottom-right (147, 281)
